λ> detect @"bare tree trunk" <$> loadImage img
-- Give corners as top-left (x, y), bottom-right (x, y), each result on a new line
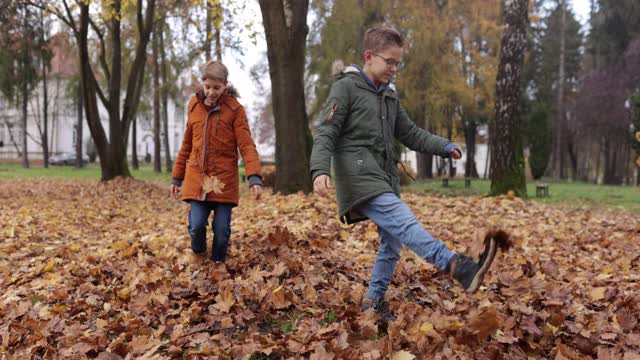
top-left (40, 9), bottom-right (49, 168)
top-left (76, 82), bottom-right (83, 168)
top-left (553, 0), bottom-right (566, 179)
top-left (152, 23), bottom-right (161, 173)
top-left (490, 0), bottom-right (528, 197)
top-left (447, 120), bottom-right (455, 177)
top-left (259, 0), bottom-right (312, 194)
top-left (484, 141), bottom-right (490, 179)
top-left (214, 1), bottom-right (222, 60)
top-left (159, 22), bottom-right (172, 172)
top-left (21, 5), bottom-right (30, 169)
top-left (5, 121), bottom-right (22, 157)
top-left (464, 119), bottom-right (479, 178)
top-left (416, 153), bottom-right (433, 179)
top-left (132, 117), bottom-right (139, 170)
top-left (416, 113), bottom-right (434, 179)
top-left (205, 0), bottom-right (213, 59)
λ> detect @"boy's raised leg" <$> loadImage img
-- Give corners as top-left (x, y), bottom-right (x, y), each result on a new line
top-left (357, 192), bottom-right (499, 295)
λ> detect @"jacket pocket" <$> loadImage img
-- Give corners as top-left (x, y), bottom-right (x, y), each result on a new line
top-left (334, 148), bottom-right (381, 176)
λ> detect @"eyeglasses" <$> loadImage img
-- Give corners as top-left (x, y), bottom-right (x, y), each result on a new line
top-left (372, 52), bottom-right (401, 69)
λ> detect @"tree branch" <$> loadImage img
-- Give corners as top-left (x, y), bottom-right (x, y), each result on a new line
top-left (26, 0), bottom-right (75, 33)
top-left (88, 17), bottom-right (111, 82)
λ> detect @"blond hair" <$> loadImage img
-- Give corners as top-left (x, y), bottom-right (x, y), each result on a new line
top-left (201, 60), bottom-right (228, 82)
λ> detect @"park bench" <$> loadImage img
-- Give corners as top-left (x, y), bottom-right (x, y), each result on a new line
top-left (441, 178), bottom-right (472, 188)
top-left (536, 183), bottom-right (549, 198)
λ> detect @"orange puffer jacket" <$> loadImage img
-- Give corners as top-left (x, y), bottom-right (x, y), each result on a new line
top-left (171, 87), bottom-right (261, 205)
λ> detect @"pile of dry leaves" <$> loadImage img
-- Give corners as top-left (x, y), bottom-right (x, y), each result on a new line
top-left (1, 178), bottom-right (638, 359)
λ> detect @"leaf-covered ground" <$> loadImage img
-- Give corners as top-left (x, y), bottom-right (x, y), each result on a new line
top-left (1, 178), bottom-right (639, 359)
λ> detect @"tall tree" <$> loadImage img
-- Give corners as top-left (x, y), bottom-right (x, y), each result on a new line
top-left (259, 0), bottom-right (312, 194)
top-left (19, 3), bottom-right (35, 169)
top-left (590, 0), bottom-right (640, 66)
top-left (159, 21), bottom-right (172, 173)
top-left (37, 8), bottom-right (52, 168)
top-left (552, 0), bottom-right (567, 179)
top-left (76, 81), bottom-right (83, 168)
top-left (525, 0), bottom-right (582, 180)
top-left (152, 20), bottom-right (161, 173)
top-left (39, 0), bottom-right (156, 180)
top-left (573, 37), bottom-right (640, 185)
top-left (631, 94), bottom-right (640, 185)
top-left (490, 0), bottom-right (529, 197)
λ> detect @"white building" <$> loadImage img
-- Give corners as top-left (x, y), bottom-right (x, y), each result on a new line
top-left (0, 33), bottom-right (185, 163)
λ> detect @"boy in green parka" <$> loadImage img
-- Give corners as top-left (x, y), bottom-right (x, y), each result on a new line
top-left (310, 26), bottom-right (500, 322)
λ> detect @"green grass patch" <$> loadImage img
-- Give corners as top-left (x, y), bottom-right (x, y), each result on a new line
top-left (279, 312), bottom-right (306, 334)
top-left (405, 178), bottom-right (640, 212)
top-left (320, 310), bottom-right (337, 326)
top-left (0, 162), bottom-right (254, 184)
top-left (0, 163), bottom-right (171, 182)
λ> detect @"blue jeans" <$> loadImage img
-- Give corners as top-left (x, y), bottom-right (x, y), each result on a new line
top-left (356, 192), bottom-right (455, 302)
top-left (188, 200), bottom-right (233, 261)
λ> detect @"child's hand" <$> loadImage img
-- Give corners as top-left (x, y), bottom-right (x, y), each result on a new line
top-left (443, 143), bottom-right (462, 159)
top-left (313, 174), bottom-right (332, 197)
top-left (170, 184), bottom-right (181, 198)
top-left (251, 184), bottom-right (262, 201)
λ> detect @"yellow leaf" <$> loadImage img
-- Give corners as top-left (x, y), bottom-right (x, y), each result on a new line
top-left (635, 131), bottom-right (640, 142)
top-left (200, 345), bottom-right (211, 355)
top-left (38, 305), bottom-right (52, 319)
top-left (420, 323), bottom-right (434, 332)
top-left (202, 175), bottom-right (225, 194)
top-left (392, 350), bottom-right (416, 360)
top-left (121, 244), bottom-right (137, 257)
top-left (118, 287), bottom-right (130, 300)
top-left (272, 285), bottom-right (283, 294)
top-left (42, 259), bottom-right (56, 273)
top-left (111, 239), bottom-right (128, 250)
top-left (545, 322), bottom-right (559, 335)
top-left (590, 287), bottom-right (605, 301)
top-left (9, 226), bottom-right (15, 238)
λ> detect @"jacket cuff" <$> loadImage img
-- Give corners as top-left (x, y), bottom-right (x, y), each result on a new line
top-left (171, 178), bottom-right (183, 186)
top-left (442, 143), bottom-right (461, 158)
top-left (248, 175), bottom-right (263, 187)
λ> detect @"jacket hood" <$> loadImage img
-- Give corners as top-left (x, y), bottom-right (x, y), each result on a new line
top-left (194, 84), bottom-right (240, 105)
top-left (337, 65), bottom-right (395, 95)
top-left (189, 84), bottom-right (242, 113)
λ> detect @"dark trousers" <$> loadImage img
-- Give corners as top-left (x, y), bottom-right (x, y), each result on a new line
top-left (188, 200), bottom-right (233, 261)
